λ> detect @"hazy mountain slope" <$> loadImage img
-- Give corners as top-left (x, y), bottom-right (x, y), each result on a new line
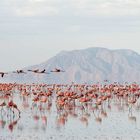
top-left (1, 47), bottom-right (140, 83)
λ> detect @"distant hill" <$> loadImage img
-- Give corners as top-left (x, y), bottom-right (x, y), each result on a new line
top-left (1, 47), bottom-right (140, 84)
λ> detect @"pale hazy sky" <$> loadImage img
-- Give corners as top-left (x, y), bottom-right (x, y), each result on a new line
top-left (0, 0), bottom-right (140, 71)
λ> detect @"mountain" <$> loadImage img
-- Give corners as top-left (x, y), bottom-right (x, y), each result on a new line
top-left (1, 47), bottom-right (140, 84)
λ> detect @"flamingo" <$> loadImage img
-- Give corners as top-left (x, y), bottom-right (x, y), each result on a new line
top-left (8, 100), bottom-right (20, 114)
top-left (39, 69), bottom-right (48, 74)
top-left (13, 70), bottom-right (26, 74)
top-left (128, 97), bottom-right (137, 104)
top-left (28, 69), bottom-right (49, 74)
top-left (50, 68), bottom-right (65, 73)
top-left (79, 116), bottom-right (88, 126)
top-left (28, 69), bottom-right (39, 73)
top-left (0, 101), bottom-right (6, 108)
top-left (0, 72), bottom-right (8, 77)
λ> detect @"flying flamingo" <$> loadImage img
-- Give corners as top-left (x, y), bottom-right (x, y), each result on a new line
top-left (50, 68), bottom-right (65, 73)
top-left (28, 69), bottom-right (49, 74)
top-left (28, 69), bottom-right (49, 83)
top-left (13, 70), bottom-right (26, 74)
top-left (28, 69), bottom-right (39, 73)
top-left (0, 72), bottom-right (8, 77)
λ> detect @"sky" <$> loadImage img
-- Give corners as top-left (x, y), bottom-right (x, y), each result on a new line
top-left (0, 0), bottom-right (140, 71)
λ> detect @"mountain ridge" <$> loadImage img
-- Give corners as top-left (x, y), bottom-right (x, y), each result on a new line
top-left (1, 47), bottom-right (140, 84)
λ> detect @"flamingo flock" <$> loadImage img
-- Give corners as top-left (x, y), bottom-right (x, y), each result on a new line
top-left (0, 68), bottom-right (65, 77)
top-left (0, 82), bottom-right (140, 131)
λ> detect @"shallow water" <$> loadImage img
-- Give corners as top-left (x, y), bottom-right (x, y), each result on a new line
top-left (0, 84), bottom-right (140, 140)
